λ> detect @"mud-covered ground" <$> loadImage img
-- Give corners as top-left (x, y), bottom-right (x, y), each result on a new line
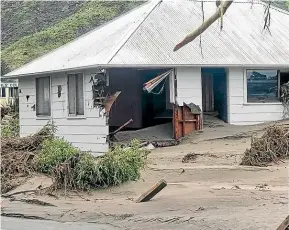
top-left (2, 121), bottom-right (289, 230)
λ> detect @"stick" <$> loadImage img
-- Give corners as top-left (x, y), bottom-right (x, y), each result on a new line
top-left (109, 119), bottom-right (133, 137)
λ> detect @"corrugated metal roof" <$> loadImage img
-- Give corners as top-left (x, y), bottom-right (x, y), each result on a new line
top-left (111, 0), bottom-right (289, 65)
top-left (5, 0), bottom-right (289, 77)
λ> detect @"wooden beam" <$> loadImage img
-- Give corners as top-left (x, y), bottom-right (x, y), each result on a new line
top-left (277, 215), bottom-right (289, 230)
top-left (135, 179), bottom-right (167, 203)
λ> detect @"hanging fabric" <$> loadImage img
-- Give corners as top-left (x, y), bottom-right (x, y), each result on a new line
top-left (143, 69), bottom-right (173, 94)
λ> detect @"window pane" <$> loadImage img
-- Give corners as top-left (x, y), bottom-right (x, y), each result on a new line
top-left (43, 77), bottom-right (51, 115)
top-left (68, 75), bottom-right (77, 115)
top-left (76, 74), bottom-right (84, 115)
top-left (247, 70), bottom-right (278, 103)
top-left (1, 88), bottom-right (6, 97)
top-left (36, 77), bottom-right (51, 116)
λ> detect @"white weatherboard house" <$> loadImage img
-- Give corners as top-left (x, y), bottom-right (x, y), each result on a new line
top-left (4, 0), bottom-right (289, 155)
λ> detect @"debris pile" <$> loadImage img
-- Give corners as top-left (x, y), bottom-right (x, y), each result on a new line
top-left (1, 120), bottom-right (147, 194)
top-left (182, 153), bottom-right (199, 163)
top-left (1, 124), bottom-right (55, 193)
top-left (241, 125), bottom-right (289, 167)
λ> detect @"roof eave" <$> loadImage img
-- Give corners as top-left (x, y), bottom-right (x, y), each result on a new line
top-left (4, 63), bottom-right (289, 78)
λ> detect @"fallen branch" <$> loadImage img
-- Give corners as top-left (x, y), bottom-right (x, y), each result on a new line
top-left (174, 0), bottom-right (233, 51)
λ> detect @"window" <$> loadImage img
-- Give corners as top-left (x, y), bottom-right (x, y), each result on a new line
top-left (36, 77), bottom-right (51, 116)
top-left (1, 88), bottom-right (6, 97)
top-left (247, 70), bottom-right (279, 103)
top-left (9, 87), bottom-right (18, 97)
top-left (67, 73), bottom-right (84, 116)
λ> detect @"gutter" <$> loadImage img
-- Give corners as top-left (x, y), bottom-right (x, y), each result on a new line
top-left (4, 64), bottom-right (289, 78)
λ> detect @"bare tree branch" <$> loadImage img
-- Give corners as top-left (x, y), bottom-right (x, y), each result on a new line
top-left (173, 0), bottom-right (233, 52)
top-left (263, 1), bottom-right (272, 34)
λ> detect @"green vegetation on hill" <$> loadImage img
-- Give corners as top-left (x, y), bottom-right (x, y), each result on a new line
top-left (1, 1), bottom-right (86, 47)
top-left (1, 1), bottom-right (142, 74)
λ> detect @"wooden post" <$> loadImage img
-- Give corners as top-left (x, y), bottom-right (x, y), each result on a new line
top-left (135, 179), bottom-right (167, 203)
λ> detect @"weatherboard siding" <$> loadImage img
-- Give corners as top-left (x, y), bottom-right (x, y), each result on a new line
top-left (176, 67), bottom-right (202, 109)
top-left (227, 67), bottom-right (283, 125)
top-left (18, 70), bottom-right (108, 155)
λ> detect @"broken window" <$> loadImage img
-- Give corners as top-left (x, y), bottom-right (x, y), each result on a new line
top-left (36, 76), bottom-right (51, 116)
top-left (247, 70), bottom-right (279, 103)
top-left (68, 73), bottom-right (84, 116)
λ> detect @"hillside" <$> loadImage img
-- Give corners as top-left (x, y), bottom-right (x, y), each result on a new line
top-left (1, 1), bottom-right (142, 75)
top-left (1, 1), bottom-right (288, 76)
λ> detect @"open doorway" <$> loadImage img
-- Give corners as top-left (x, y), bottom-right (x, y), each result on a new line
top-left (201, 68), bottom-right (228, 127)
top-left (107, 68), bottom-right (176, 144)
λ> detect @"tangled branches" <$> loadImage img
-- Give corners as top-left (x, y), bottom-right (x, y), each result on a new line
top-left (1, 123), bottom-right (55, 193)
top-left (241, 125), bottom-right (289, 167)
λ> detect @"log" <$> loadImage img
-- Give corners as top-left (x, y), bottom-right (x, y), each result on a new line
top-left (277, 215), bottom-right (289, 230)
top-left (135, 179), bottom-right (167, 203)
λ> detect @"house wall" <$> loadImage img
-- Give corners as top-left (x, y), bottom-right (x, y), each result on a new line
top-left (175, 67), bottom-right (284, 126)
top-left (227, 67), bottom-right (283, 125)
top-left (176, 67), bottom-right (202, 109)
top-left (18, 69), bottom-right (108, 155)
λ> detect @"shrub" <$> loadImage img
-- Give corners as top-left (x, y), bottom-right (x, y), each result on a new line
top-left (72, 140), bottom-right (148, 190)
top-left (1, 116), bottom-right (19, 137)
top-left (34, 138), bottom-right (79, 174)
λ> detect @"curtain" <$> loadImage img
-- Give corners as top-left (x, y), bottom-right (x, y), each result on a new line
top-left (68, 73), bottom-right (84, 115)
top-left (76, 74), bottom-right (84, 115)
top-left (36, 77), bottom-right (50, 116)
top-left (68, 74), bottom-right (77, 115)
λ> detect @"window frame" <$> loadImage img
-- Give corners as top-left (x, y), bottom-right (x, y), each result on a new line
top-left (66, 72), bottom-right (86, 119)
top-left (35, 76), bottom-right (52, 118)
top-left (244, 69), bottom-right (282, 105)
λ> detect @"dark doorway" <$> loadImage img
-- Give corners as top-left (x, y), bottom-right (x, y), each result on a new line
top-left (107, 68), bottom-right (175, 143)
top-left (280, 71), bottom-right (289, 85)
top-left (201, 68), bottom-right (228, 122)
top-left (138, 68), bottom-right (172, 128)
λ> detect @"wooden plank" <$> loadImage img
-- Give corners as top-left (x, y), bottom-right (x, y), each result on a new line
top-left (135, 179), bottom-right (167, 203)
top-left (277, 215), bottom-right (289, 230)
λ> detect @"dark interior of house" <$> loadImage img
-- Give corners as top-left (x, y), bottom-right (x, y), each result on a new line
top-left (107, 68), bottom-right (174, 141)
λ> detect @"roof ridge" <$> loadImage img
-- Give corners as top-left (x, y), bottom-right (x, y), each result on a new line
top-left (106, 0), bottom-right (162, 64)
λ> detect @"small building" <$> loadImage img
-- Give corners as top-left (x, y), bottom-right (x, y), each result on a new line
top-left (4, 0), bottom-right (289, 155)
top-left (0, 79), bottom-right (19, 107)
